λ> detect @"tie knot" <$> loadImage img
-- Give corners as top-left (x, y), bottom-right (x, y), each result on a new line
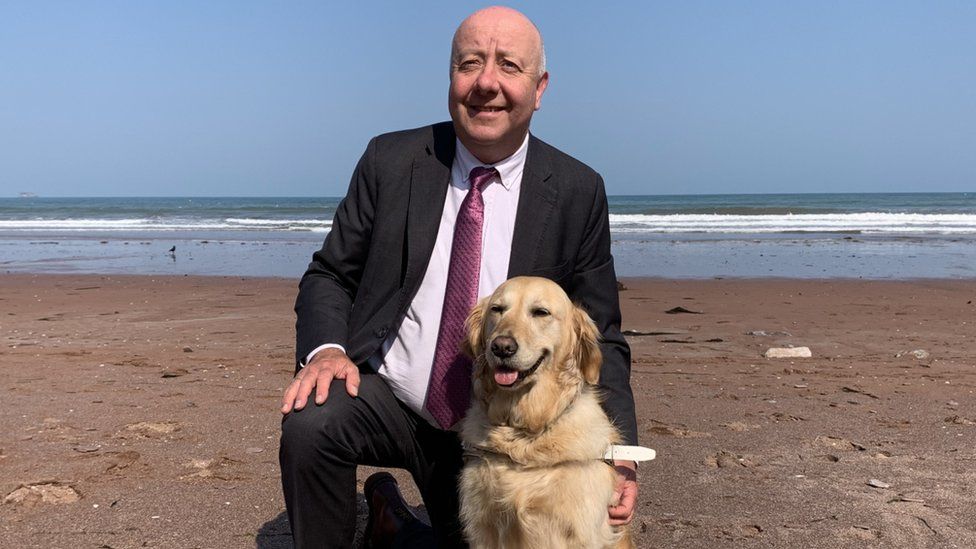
top-left (468, 166), bottom-right (497, 192)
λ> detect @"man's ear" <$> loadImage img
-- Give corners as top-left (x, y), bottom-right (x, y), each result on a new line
top-left (573, 304), bottom-right (603, 385)
top-left (462, 297), bottom-right (488, 359)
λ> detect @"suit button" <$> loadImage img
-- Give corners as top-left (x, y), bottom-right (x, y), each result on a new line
top-left (375, 326), bottom-right (389, 338)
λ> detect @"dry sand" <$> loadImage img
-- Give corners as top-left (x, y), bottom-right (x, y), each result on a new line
top-left (1, 274), bottom-right (975, 548)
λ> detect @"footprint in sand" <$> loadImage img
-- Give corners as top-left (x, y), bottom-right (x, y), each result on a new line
top-left (3, 482), bottom-right (81, 507)
top-left (769, 412), bottom-right (806, 422)
top-left (721, 421), bottom-right (760, 432)
top-left (120, 421), bottom-right (183, 438)
top-left (846, 525), bottom-right (881, 541)
top-left (813, 435), bottom-right (866, 452)
top-left (116, 356), bottom-right (153, 368)
top-left (647, 420), bottom-right (711, 438)
top-left (659, 517), bottom-right (703, 531)
top-left (720, 524), bottom-right (764, 540)
top-left (103, 450), bottom-right (141, 473)
top-left (945, 415), bottom-right (976, 425)
top-left (182, 456), bottom-right (248, 481)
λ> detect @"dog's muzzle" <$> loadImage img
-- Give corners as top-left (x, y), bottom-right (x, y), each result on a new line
top-left (493, 350), bottom-right (547, 387)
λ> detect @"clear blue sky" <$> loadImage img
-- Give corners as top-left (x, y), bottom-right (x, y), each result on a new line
top-left (2, 1), bottom-right (973, 197)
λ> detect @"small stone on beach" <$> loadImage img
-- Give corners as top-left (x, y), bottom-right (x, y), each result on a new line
top-left (666, 306), bottom-right (703, 314)
top-left (895, 349), bottom-right (930, 359)
top-left (888, 496), bottom-right (925, 504)
top-left (764, 347), bottom-right (812, 358)
top-left (867, 479), bottom-right (891, 489)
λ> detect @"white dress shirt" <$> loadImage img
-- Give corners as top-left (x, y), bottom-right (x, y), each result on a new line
top-left (307, 134), bottom-right (528, 425)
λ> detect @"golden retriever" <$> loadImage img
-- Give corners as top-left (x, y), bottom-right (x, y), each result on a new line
top-left (459, 276), bottom-right (633, 549)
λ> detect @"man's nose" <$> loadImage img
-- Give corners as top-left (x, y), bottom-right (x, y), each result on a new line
top-left (490, 336), bottom-right (518, 358)
top-left (474, 63), bottom-right (500, 94)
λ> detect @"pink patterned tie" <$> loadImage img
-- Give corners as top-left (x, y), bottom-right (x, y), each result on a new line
top-left (425, 166), bottom-right (497, 429)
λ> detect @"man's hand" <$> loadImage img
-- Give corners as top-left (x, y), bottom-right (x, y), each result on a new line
top-left (280, 348), bottom-right (360, 414)
top-left (609, 460), bottom-right (638, 526)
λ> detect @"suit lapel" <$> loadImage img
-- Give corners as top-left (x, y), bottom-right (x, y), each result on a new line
top-left (508, 135), bottom-right (557, 277)
top-left (403, 124), bottom-right (455, 294)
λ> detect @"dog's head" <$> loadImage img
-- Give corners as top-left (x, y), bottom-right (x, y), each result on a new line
top-left (463, 276), bottom-right (602, 399)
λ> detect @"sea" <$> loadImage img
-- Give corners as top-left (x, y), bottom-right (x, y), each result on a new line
top-left (1, 193), bottom-right (974, 279)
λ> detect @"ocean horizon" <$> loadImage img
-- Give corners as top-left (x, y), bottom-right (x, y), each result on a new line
top-left (2, 192), bottom-right (974, 279)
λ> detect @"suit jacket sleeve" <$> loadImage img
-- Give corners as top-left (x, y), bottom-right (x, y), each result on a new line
top-left (293, 137), bottom-right (378, 369)
top-left (572, 176), bottom-right (638, 445)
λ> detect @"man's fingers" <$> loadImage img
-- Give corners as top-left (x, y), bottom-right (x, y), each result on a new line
top-left (315, 363), bottom-right (360, 403)
top-left (280, 377), bottom-right (301, 414)
top-left (313, 370), bottom-right (331, 405)
top-left (281, 352), bottom-right (358, 412)
top-left (339, 365), bottom-right (360, 397)
top-left (608, 462), bottom-right (638, 526)
top-left (608, 480), bottom-right (638, 525)
top-left (308, 364), bottom-right (337, 406)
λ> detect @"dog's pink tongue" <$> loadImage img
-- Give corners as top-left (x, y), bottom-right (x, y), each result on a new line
top-left (494, 367), bottom-right (519, 386)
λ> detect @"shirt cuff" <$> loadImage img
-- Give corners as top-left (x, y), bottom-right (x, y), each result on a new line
top-left (301, 343), bottom-right (346, 367)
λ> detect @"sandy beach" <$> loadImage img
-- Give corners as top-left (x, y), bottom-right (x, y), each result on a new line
top-left (1, 274), bottom-right (975, 548)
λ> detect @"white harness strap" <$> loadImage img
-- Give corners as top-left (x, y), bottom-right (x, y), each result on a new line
top-left (463, 443), bottom-right (657, 466)
top-left (603, 445), bottom-right (656, 463)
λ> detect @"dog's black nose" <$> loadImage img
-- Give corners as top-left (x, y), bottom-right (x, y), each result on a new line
top-left (490, 336), bottom-right (518, 358)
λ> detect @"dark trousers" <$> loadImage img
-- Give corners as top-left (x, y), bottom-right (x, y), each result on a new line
top-left (280, 373), bottom-right (467, 548)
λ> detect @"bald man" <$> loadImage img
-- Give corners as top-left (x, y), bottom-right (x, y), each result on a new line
top-left (280, 7), bottom-right (638, 548)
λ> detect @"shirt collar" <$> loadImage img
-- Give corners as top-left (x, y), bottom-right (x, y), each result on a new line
top-left (454, 133), bottom-right (530, 191)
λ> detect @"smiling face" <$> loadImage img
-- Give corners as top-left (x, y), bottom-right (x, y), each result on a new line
top-left (449, 7), bottom-right (549, 164)
top-left (464, 277), bottom-right (602, 394)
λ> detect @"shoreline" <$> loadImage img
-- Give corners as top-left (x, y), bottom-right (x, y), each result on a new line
top-left (3, 232), bottom-right (976, 279)
top-left (4, 271), bottom-right (975, 283)
top-left (2, 274), bottom-right (975, 547)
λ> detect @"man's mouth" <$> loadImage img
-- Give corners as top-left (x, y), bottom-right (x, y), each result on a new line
top-left (470, 105), bottom-right (505, 113)
top-left (493, 350), bottom-right (547, 387)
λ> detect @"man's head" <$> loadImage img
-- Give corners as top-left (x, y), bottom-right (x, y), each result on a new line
top-left (449, 6), bottom-right (549, 164)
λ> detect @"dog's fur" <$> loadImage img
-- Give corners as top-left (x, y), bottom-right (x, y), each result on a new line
top-left (459, 277), bottom-right (633, 549)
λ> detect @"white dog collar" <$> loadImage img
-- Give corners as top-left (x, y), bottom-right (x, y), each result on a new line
top-left (463, 443), bottom-right (656, 465)
top-left (603, 445), bottom-right (656, 463)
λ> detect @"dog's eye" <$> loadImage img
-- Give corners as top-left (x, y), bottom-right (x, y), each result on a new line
top-left (531, 308), bottom-right (550, 317)
top-left (489, 304), bottom-right (505, 313)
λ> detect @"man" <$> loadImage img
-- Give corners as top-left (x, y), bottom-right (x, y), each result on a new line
top-left (280, 6), bottom-right (638, 548)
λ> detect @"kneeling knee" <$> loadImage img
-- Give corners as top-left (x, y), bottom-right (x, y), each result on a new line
top-left (280, 392), bottom-right (360, 462)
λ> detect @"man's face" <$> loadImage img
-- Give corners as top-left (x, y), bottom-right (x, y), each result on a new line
top-left (449, 9), bottom-right (549, 164)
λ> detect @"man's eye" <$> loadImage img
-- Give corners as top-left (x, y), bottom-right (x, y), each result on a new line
top-left (458, 60), bottom-right (480, 71)
top-left (531, 308), bottom-right (550, 317)
top-left (500, 60), bottom-right (521, 72)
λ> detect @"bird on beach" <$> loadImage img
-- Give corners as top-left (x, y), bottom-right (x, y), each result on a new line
top-left (168, 246), bottom-right (176, 253)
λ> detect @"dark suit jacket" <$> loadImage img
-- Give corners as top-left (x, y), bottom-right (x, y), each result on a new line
top-left (295, 122), bottom-right (637, 445)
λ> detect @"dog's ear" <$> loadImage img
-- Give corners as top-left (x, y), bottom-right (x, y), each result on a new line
top-left (462, 297), bottom-right (489, 359)
top-left (573, 304), bottom-right (603, 385)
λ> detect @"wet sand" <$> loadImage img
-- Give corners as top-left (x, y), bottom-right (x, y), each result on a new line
top-left (1, 274), bottom-right (975, 548)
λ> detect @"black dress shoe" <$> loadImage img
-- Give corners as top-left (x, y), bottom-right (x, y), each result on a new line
top-left (363, 472), bottom-right (422, 549)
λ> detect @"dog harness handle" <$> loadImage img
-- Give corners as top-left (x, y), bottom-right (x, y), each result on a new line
top-left (603, 445), bottom-right (656, 463)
